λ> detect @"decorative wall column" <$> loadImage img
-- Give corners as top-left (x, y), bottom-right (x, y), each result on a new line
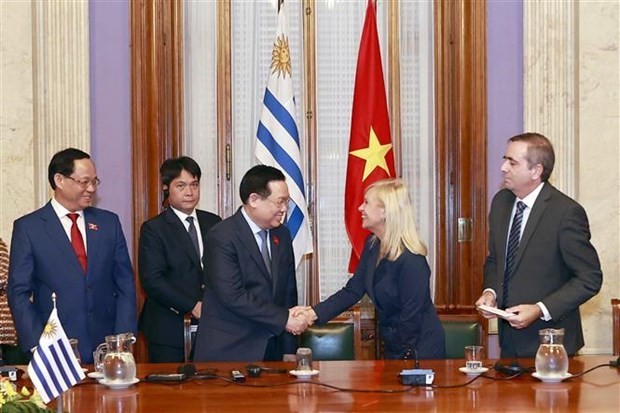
top-left (523, 1), bottom-right (576, 197)
top-left (32, 0), bottom-right (91, 205)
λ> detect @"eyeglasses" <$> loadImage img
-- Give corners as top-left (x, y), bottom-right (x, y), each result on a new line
top-left (262, 196), bottom-right (290, 209)
top-left (65, 176), bottom-right (101, 188)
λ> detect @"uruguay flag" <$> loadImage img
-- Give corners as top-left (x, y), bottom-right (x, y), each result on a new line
top-left (27, 308), bottom-right (85, 403)
top-left (256, 2), bottom-right (312, 268)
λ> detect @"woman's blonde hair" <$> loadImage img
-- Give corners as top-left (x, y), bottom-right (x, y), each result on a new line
top-left (366, 178), bottom-right (427, 260)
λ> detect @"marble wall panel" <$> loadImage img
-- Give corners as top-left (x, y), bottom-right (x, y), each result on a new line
top-left (0, 2), bottom-right (35, 242)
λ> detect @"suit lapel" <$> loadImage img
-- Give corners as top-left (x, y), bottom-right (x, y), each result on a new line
top-left (514, 183), bottom-right (552, 270)
top-left (269, 230), bottom-right (281, 296)
top-left (164, 209), bottom-right (202, 270)
top-left (232, 211), bottom-right (272, 283)
top-left (41, 203), bottom-right (84, 275)
top-left (197, 212), bottom-right (210, 270)
top-left (364, 241), bottom-right (381, 308)
top-left (83, 208), bottom-right (100, 276)
top-left (497, 193), bottom-right (516, 279)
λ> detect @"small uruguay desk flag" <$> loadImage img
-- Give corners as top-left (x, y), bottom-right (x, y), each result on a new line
top-left (256, 1), bottom-right (313, 268)
top-left (27, 298), bottom-right (85, 403)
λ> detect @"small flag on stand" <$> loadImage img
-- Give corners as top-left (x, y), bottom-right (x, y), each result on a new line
top-left (27, 295), bottom-right (84, 404)
top-left (344, 0), bottom-right (396, 273)
top-left (256, 1), bottom-right (313, 268)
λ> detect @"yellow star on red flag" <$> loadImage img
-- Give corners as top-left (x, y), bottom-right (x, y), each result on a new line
top-left (350, 126), bottom-right (393, 181)
top-left (344, 0), bottom-right (396, 273)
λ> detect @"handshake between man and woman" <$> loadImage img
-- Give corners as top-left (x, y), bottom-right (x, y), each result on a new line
top-left (286, 306), bottom-right (318, 335)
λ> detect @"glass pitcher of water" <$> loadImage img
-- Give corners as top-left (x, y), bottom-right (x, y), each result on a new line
top-left (101, 332), bottom-right (137, 384)
top-left (535, 328), bottom-right (568, 377)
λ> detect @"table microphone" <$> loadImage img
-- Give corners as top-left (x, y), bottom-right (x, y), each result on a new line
top-left (246, 364), bottom-right (288, 377)
top-left (143, 364), bottom-right (197, 382)
top-left (145, 373), bottom-right (187, 382)
top-left (399, 347), bottom-right (435, 385)
top-left (494, 361), bottom-right (530, 375)
top-left (178, 364), bottom-right (197, 376)
top-left (177, 363), bottom-right (218, 379)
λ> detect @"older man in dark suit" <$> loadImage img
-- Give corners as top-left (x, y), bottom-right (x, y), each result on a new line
top-left (194, 165), bottom-right (307, 362)
top-left (8, 148), bottom-right (137, 363)
top-left (139, 156), bottom-right (221, 362)
top-left (476, 133), bottom-right (602, 357)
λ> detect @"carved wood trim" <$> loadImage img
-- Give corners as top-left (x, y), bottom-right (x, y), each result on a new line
top-left (216, 1), bottom-right (233, 218)
top-left (434, 0), bottom-right (488, 306)
top-left (388, 0), bottom-right (402, 176)
top-left (130, 0), bottom-right (184, 362)
top-left (302, 0), bottom-right (319, 305)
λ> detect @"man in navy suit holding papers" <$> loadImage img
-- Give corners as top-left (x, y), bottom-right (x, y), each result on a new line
top-left (476, 133), bottom-right (602, 357)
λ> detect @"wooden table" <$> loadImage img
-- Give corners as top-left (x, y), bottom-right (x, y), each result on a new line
top-left (42, 356), bottom-right (618, 412)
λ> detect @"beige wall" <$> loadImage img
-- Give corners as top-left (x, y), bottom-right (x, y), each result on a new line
top-left (577, 1), bottom-right (619, 354)
top-left (0, 1), bottom-right (35, 242)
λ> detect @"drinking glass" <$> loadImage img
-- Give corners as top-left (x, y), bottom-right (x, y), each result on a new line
top-left (296, 348), bottom-right (313, 372)
top-left (69, 338), bottom-right (82, 365)
top-left (464, 345), bottom-right (484, 370)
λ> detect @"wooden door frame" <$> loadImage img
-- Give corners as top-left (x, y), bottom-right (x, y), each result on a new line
top-left (130, 0), bottom-right (184, 361)
top-left (434, 0), bottom-right (487, 306)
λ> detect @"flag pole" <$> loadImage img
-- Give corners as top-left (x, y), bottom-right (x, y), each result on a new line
top-left (57, 390), bottom-right (63, 412)
top-left (52, 293), bottom-right (64, 413)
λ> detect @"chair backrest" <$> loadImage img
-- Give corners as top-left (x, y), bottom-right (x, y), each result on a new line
top-left (0, 238), bottom-right (18, 346)
top-left (183, 314), bottom-right (198, 363)
top-left (300, 307), bottom-right (362, 361)
top-left (439, 314), bottom-right (483, 359)
top-left (612, 298), bottom-right (620, 356)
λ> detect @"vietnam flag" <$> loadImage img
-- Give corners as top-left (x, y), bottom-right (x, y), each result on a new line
top-left (345, 0), bottom-right (396, 273)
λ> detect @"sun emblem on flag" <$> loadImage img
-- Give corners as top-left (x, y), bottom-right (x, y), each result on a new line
top-left (271, 34), bottom-right (291, 78)
top-left (42, 320), bottom-right (58, 338)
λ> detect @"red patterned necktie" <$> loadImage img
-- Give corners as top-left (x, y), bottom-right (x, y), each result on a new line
top-left (67, 213), bottom-right (87, 273)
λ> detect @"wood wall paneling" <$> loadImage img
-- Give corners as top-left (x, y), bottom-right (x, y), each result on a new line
top-left (216, 1), bottom-right (234, 218)
top-left (434, 0), bottom-right (487, 306)
top-left (302, 0), bottom-right (319, 305)
top-left (130, 0), bottom-right (185, 362)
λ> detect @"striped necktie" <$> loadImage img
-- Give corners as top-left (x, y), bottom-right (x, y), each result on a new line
top-left (186, 217), bottom-right (200, 257)
top-left (502, 201), bottom-right (526, 307)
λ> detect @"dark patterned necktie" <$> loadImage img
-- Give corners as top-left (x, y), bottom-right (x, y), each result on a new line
top-left (67, 213), bottom-right (87, 273)
top-left (259, 230), bottom-right (271, 275)
top-left (502, 201), bottom-right (526, 307)
top-left (186, 217), bottom-right (200, 256)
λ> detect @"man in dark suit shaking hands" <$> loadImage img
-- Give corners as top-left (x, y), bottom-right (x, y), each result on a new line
top-left (476, 133), bottom-right (602, 357)
top-left (194, 165), bottom-right (307, 362)
top-left (8, 148), bottom-right (137, 363)
top-left (139, 156), bottom-right (221, 362)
